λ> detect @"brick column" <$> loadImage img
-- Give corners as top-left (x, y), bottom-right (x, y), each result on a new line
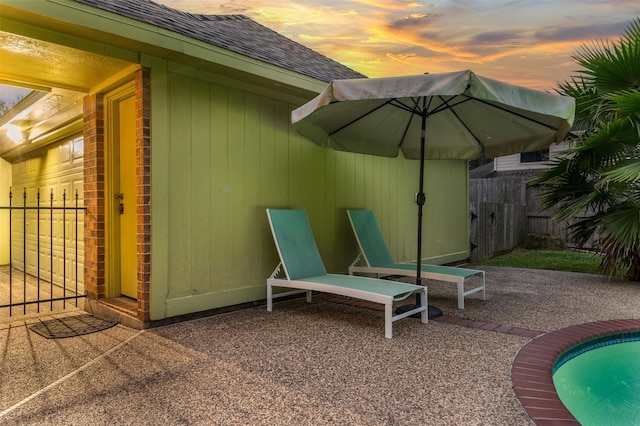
top-left (83, 94), bottom-right (105, 300)
top-left (135, 68), bottom-right (151, 322)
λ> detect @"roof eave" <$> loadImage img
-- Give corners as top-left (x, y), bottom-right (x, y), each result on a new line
top-left (1, 0), bottom-right (329, 99)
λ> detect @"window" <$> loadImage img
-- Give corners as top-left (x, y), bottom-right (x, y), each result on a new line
top-left (520, 148), bottom-right (549, 163)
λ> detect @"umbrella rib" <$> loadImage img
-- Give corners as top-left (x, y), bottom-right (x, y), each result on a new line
top-left (444, 101), bottom-right (485, 146)
top-left (427, 94), bottom-right (563, 146)
top-left (428, 95), bottom-right (471, 115)
top-left (394, 97), bottom-right (428, 150)
top-left (389, 98), bottom-right (422, 114)
top-left (465, 96), bottom-right (562, 131)
top-left (397, 112), bottom-right (415, 149)
top-left (425, 95), bottom-right (562, 133)
top-left (328, 100), bottom-right (395, 136)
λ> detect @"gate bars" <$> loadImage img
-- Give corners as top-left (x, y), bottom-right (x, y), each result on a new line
top-left (0, 187), bottom-right (87, 316)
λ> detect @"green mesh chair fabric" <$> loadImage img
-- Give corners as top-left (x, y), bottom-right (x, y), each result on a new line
top-left (347, 209), bottom-right (396, 267)
top-left (267, 209), bottom-right (327, 280)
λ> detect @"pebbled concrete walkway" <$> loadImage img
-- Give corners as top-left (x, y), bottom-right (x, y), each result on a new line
top-left (0, 266), bottom-right (638, 425)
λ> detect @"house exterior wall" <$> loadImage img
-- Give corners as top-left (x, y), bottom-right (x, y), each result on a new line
top-left (0, 0), bottom-right (471, 324)
top-left (146, 59), bottom-right (470, 320)
top-left (494, 141), bottom-right (571, 172)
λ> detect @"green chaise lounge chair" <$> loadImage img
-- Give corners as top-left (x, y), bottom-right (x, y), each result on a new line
top-left (347, 209), bottom-right (485, 309)
top-left (266, 208), bottom-right (428, 338)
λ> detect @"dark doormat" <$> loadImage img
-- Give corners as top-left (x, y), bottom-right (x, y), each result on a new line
top-left (30, 314), bottom-right (118, 339)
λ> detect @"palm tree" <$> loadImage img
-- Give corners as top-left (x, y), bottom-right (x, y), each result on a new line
top-left (534, 17), bottom-right (640, 280)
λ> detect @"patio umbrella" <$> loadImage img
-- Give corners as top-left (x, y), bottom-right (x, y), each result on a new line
top-left (291, 70), bottom-right (575, 315)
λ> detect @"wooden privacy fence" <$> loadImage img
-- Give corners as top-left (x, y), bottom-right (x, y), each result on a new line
top-left (469, 201), bottom-right (527, 262)
top-left (469, 175), bottom-right (594, 262)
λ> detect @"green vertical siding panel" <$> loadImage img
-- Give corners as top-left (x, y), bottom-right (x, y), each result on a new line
top-left (257, 97), bottom-right (278, 278)
top-left (334, 151), bottom-right (349, 271)
top-left (354, 154), bottom-right (365, 207)
top-left (363, 155), bottom-right (373, 211)
top-left (148, 56), bottom-right (169, 321)
top-left (377, 157), bottom-right (389, 229)
top-left (344, 152), bottom-right (357, 212)
top-left (311, 143), bottom-right (327, 262)
top-left (244, 92), bottom-right (261, 284)
top-left (398, 157), bottom-right (419, 262)
top-left (425, 160), bottom-right (443, 258)
top-left (257, 97), bottom-right (275, 208)
top-left (190, 80), bottom-right (211, 295)
top-left (322, 150), bottom-right (338, 271)
top-left (167, 74), bottom-right (193, 299)
top-left (288, 130), bottom-right (301, 207)
top-left (260, 100), bottom-right (291, 278)
top-left (209, 84), bottom-right (231, 290)
top-left (271, 103), bottom-right (290, 208)
top-left (300, 137), bottom-right (317, 212)
top-left (387, 157), bottom-right (399, 258)
top-left (226, 89), bottom-right (247, 291)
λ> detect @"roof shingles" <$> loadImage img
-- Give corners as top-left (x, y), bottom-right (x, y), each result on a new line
top-left (73, 0), bottom-right (366, 82)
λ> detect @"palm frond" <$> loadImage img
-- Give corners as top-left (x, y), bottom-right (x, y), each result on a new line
top-left (572, 119), bottom-right (639, 169)
top-left (604, 90), bottom-right (640, 118)
top-left (537, 17), bottom-right (640, 280)
top-left (601, 159), bottom-right (640, 184)
top-left (572, 18), bottom-right (640, 92)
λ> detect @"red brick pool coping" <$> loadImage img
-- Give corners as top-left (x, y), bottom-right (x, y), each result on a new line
top-left (510, 318), bottom-right (640, 425)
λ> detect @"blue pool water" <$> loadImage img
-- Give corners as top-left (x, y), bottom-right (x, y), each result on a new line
top-left (553, 336), bottom-right (640, 425)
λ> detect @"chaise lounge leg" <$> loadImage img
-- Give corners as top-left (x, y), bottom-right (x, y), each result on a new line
top-left (385, 303), bottom-right (393, 339)
top-left (421, 287), bottom-right (428, 324)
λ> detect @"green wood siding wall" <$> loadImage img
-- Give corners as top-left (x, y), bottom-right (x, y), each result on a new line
top-left (149, 61), bottom-right (469, 320)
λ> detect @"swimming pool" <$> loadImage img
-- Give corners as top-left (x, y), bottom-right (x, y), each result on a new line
top-left (511, 319), bottom-right (640, 424)
top-left (553, 333), bottom-right (640, 425)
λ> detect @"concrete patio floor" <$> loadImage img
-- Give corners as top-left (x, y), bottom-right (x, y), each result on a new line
top-left (0, 265), bottom-right (84, 318)
top-left (0, 265), bottom-right (638, 425)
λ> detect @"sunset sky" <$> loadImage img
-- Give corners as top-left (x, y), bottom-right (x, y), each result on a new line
top-left (155, 0), bottom-right (639, 91)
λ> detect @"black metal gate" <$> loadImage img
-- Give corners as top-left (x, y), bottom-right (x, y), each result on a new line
top-left (0, 187), bottom-right (87, 316)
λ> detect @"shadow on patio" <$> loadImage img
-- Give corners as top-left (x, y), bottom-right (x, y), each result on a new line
top-left (0, 265), bottom-right (637, 425)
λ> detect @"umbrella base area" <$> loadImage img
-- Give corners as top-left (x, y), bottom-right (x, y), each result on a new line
top-left (396, 304), bottom-right (442, 319)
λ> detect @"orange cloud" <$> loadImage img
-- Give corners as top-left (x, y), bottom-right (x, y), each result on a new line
top-left (352, 0), bottom-right (423, 10)
top-left (153, 0), bottom-right (639, 91)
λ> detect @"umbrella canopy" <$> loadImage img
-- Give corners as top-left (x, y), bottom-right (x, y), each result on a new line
top-left (291, 70), bottom-right (575, 294)
top-left (292, 70), bottom-right (575, 160)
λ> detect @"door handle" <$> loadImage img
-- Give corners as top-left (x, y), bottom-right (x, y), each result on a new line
top-left (116, 193), bottom-right (124, 214)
